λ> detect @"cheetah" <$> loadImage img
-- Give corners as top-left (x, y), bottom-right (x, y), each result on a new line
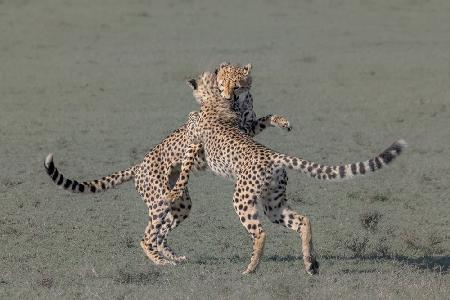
top-left (44, 63), bottom-right (292, 266)
top-left (166, 71), bottom-right (407, 275)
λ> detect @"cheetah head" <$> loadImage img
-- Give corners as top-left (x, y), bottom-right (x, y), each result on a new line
top-left (186, 71), bottom-right (219, 105)
top-left (214, 62), bottom-right (252, 100)
top-left (186, 71), bottom-right (238, 123)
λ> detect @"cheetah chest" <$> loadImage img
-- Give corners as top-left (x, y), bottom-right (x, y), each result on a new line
top-left (204, 145), bottom-right (237, 180)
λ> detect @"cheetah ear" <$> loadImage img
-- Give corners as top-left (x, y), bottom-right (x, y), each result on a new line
top-left (186, 78), bottom-right (197, 90)
top-left (243, 63), bottom-right (252, 75)
top-left (219, 61), bottom-right (230, 69)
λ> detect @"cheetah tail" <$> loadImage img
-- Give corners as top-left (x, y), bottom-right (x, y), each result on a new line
top-left (280, 139), bottom-right (407, 181)
top-left (44, 153), bottom-right (136, 193)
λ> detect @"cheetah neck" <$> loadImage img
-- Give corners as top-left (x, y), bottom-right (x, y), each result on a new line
top-left (200, 89), bottom-right (238, 126)
top-left (233, 91), bottom-right (256, 128)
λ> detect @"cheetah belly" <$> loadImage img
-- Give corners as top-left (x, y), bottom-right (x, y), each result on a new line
top-left (204, 148), bottom-right (236, 180)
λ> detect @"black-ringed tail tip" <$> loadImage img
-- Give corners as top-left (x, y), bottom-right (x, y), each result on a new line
top-left (280, 138), bottom-right (407, 181)
top-left (45, 153), bottom-right (54, 169)
top-left (44, 153), bottom-right (86, 192)
top-left (44, 153), bottom-right (135, 193)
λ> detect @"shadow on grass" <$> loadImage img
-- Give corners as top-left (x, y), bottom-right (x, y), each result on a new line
top-left (323, 254), bottom-right (450, 273)
top-left (193, 254), bottom-right (301, 265)
top-left (264, 254), bottom-right (450, 274)
top-left (265, 255), bottom-right (299, 262)
top-left (192, 254), bottom-right (449, 274)
top-left (341, 268), bottom-right (378, 274)
top-left (114, 269), bottom-right (161, 285)
top-left (396, 255), bottom-right (450, 273)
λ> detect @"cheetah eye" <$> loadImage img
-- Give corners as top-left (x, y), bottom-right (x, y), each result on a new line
top-left (233, 86), bottom-right (240, 90)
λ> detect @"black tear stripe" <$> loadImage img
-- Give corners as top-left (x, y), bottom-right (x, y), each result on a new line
top-left (359, 162), bottom-right (366, 174)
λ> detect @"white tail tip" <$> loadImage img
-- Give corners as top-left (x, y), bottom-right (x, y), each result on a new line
top-left (45, 153), bottom-right (54, 167)
top-left (397, 139), bottom-right (408, 148)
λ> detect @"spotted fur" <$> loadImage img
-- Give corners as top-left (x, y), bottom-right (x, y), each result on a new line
top-left (44, 63), bottom-right (292, 266)
top-left (167, 71), bottom-right (407, 275)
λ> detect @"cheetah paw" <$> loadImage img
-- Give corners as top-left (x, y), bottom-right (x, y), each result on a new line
top-left (172, 255), bottom-right (187, 262)
top-left (242, 268), bottom-right (256, 275)
top-left (140, 241), bottom-right (177, 266)
top-left (160, 249), bottom-right (188, 262)
top-left (271, 115), bottom-right (292, 132)
top-left (156, 259), bottom-right (177, 266)
top-left (304, 256), bottom-right (320, 275)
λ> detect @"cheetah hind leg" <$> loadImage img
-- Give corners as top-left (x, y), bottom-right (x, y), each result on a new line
top-left (153, 168), bottom-right (194, 262)
top-left (156, 229), bottom-right (187, 262)
top-left (157, 175), bottom-right (192, 262)
top-left (242, 231), bottom-right (267, 275)
top-left (141, 213), bottom-right (176, 266)
top-left (263, 198), bottom-right (319, 274)
top-left (159, 244), bottom-right (187, 262)
top-left (159, 218), bottom-right (189, 262)
top-left (156, 211), bottom-right (188, 263)
top-left (231, 188), bottom-right (267, 274)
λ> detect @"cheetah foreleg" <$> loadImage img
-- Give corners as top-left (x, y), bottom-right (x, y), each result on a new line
top-left (249, 114), bottom-right (292, 136)
top-left (165, 143), bottom-right (202, 203)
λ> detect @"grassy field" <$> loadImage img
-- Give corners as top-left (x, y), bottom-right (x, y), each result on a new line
top-left (1, 0), bottom-right (449, 299)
